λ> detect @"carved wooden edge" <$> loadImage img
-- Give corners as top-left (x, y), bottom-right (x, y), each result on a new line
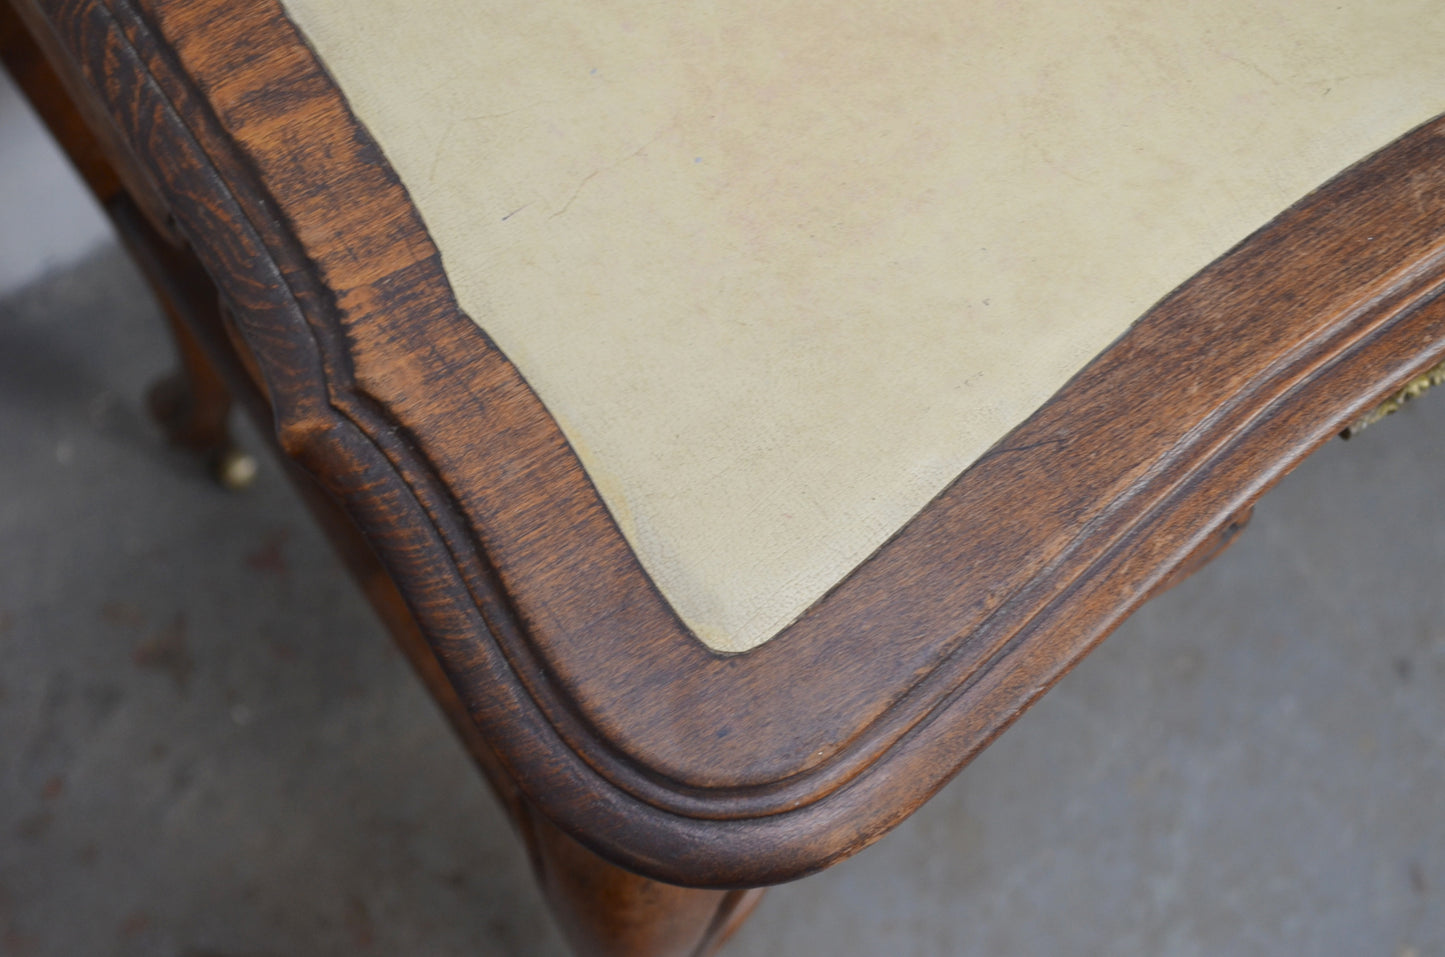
top-left (19, 0), bottom-right (1445, 886)
top-left (93, 190), bottom-right (762, 957)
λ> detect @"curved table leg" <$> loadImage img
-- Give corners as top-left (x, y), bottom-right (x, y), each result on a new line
top-left (521, 803), bottom-right (763, 957)
top-left (3, 1), bottom-right (254, 488)
top-left (145, 305), bottom-right (254, 489)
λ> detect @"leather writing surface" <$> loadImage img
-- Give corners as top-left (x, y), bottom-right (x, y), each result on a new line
top-left (282, 0), bottom-right (1445, 651)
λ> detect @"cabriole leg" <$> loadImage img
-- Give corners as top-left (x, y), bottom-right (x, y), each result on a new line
top-left (520, 804), bottom-right (763, 957)
top-left (2, 0), bottom-right (254, 488)
top-left (143, 289), bottom-right (255, 489)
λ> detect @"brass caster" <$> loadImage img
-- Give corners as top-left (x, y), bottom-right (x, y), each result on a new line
top-left (212, 445), bottom-right (258, 491)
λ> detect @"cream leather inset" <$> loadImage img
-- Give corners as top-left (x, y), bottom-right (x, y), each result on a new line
top-left (281, 0), bottom-right (1445, 652)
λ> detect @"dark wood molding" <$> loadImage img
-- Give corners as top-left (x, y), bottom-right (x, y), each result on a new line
top-left (15, 0), bottom-right (1445, 887)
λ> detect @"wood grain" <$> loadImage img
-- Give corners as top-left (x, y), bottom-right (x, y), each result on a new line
top-left (105, 192), bottom-right (755, 957)
top-left (13, 0), bottom-right (1445, 889)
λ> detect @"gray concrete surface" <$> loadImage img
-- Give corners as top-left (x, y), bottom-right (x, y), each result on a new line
top-left (3, 66), bottom-right (1444, 957)
top-left (0, 71), bottom-right (111, 298)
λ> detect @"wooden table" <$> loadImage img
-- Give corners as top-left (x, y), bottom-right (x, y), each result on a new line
top-left (6, 1), bottom-right (1445, 953)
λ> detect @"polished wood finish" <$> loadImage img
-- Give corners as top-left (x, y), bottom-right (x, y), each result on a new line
top-left (9, 0), bottom-right (1445, 910)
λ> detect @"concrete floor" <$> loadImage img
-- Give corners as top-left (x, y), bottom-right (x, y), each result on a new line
top-left (3, 71), bottom-right (1444, 957)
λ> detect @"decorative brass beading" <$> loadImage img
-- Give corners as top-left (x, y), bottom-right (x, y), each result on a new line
top-left (1341, 357), bottom-right (1445, 439)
